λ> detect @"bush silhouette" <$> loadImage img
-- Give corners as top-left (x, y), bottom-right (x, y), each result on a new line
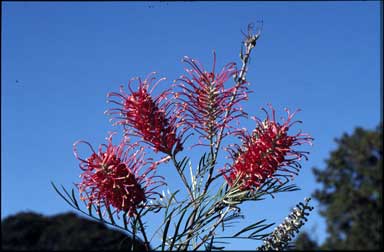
top-left (1, 211), bottom-right (146, 251)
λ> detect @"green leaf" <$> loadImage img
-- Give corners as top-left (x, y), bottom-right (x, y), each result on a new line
top-left (248, 222), bottom-right (275, 238)
top-left (189, 160), bottom-right (196, 192)
top-left (233, 219), bottom-right (268, 237)
top-left (223, 213), bottom-right (244, 222)
top-left (71, 188), bottom-right (79, 209)
top-left (97, 205), bottom-right (104, 223)
top-left (164, 190), bottom-right (180, 220)
top-left (162, 214), bottom-right (173, 251)
top-left (51, 182), bottom-right (76, 209)
top-left (131, 216), bottom-right (137, 251)
top-left (169, 207), bottom-right (188, 250)
top-left (178, 156), bottom-right (190, 173)
top-left (62, 186), bottom-right (76, 206)
top-left (197, 152), bottom-right (211, 176)
top-left (88, 205), bottom-right (93, 217)
top-left (106, 205), bottom-right (115, 225)
top-left (123, 212), bottom-right (128, 230)
top-left (223, 198), bottom-right (241, 205)
top-left (227, 189), bottom-right (249, 199)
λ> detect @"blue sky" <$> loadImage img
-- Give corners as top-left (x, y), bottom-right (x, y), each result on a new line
top-left (1, 1), bottom-right (381, 250)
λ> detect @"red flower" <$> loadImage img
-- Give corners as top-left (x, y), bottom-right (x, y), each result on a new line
top-left (176, 53), bottom-right (249, 142)
top-left (73, 134), bottom-right (164, 217)
top-left (223, 105), bottom-right (313, 191)
top-left (106, 73), bottom-right (183, 155)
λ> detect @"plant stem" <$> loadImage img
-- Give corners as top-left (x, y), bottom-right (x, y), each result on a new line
top-left (170, 153), bottom-right (199, 250)
top-left (171, 154), bottom-right (195, 202)
top-left (192, 207), bottom-right (231, 251)
top-left (136, 211), bottom-right (150, 251)
top-left (214, 29), bottom-right (260, 157)
top-left (203, 30), bottom-right (261, 194)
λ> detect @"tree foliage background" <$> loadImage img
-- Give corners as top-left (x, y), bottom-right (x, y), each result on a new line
top-left (295, 123), bottom-right (383, 250)
top-left (1, 212), bottom-right (146, 251)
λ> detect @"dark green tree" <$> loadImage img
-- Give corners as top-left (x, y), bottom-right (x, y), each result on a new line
top-left (308, 124), bottom-right (382, 250)
top-left (1, 211), bottom-right (146, 251)
top-left (292, 232), bottom-right (318, 251)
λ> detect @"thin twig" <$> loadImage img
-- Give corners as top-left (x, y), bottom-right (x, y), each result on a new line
top-left (136, 211), bottom-right (150, 251)
top-left (192, 207), bottom-right (231, 251)
top-left (171, 154), bottom-right (195, 202)
top-left (205, 24), bottom-right (262, 193)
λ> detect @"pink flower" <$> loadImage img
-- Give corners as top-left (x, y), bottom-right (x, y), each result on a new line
top-left (73, 134), bottom-right (164, 217)
top-left (176, 53), bottom-right (249, 142)
top-left (223, 105), bottom-right (313, 191)
top-left (106, 73), bottom-right (183, 155)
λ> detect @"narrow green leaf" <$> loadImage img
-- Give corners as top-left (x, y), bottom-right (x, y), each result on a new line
top-left (61, 185), bottom-right (79, 209)
top-left (61, 185), bottom-right (73, 200)
top-left (223, 213), bottom-right (244, 222)
top-left (164, 190), bottom-right (179, 219)
top-left (106, 205), bottom-right (115, 225)
top-left (233, 219), bottom-right (267, 237)
top-left (227, 190), bottom-right (248, 199)
top-left (248, 222), bottom-right (275, 238)
top-left (223, 199), bottom-right (241, 205)
top-left (123, 212), bottom-right (128, 230)
top-left (88, 205), bottom-right (93, 217)
top-left (197, 153), bottom-right (208, 176)
top-left (183, 208), bottom-right (197, 234)
top-left (131, 217), bottom-right (137, 252)
top-left (169, 207), bottom-right (188, 250)
top-left (71, 189), bottom-right (79, 209)
top-left (97, 205), bottom-right (104, 223)
top-left (178, 157), bottom-right (190, 173)
top-left (51, 182), bottom-right (76, 208)
top-left (162, 214), bottom-right (172, 251)
top-left (189, 161), bottom-right (196, 192)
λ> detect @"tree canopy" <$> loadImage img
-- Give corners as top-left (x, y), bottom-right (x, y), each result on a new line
top-left (1, 211), bottom-right (146, 251)
top-left (295, 124), bottom-right (382, 250)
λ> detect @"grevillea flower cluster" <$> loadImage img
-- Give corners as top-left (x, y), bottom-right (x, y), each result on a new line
top-left (55, 25), bottom-right (315, 251)
top-left (74, 134), bottom-right (164, 217)
top-left (176, 53), bottom-right (249, 142)
top-left (223, 105), bottom-right (313, 191)
top-left (106, 73), bottom-right (183, 155)
top-left (258, 198), bottom-right (314, 251)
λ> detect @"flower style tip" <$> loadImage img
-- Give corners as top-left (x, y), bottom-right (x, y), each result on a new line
top-left (223, 105), bottom-right (313, 191)
top-left (176, 53), bottom-right (249, 142)
top-left (73, 134), bottom-right (164, 217)
top-left (106, 73), bottom-right (183, 155)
